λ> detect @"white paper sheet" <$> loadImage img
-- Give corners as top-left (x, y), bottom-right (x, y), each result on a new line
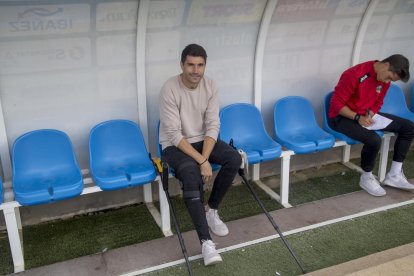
top-left (363, 114), bottom-right (393, 130)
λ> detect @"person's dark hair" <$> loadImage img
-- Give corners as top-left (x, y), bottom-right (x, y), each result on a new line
top-left (381, 54), bottom-right (410, 82)
top-left (181, 44), bottom-right (207, 64)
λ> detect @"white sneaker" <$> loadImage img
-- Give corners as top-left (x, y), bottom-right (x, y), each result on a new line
top-left (383, 171), bottom-right (414, 191)
top-left (201, 240), bottom-right (222, 266)
top-left (206, 208), bottom-right (229, 236)
top-left (359, 174), bottom-right (386, 197)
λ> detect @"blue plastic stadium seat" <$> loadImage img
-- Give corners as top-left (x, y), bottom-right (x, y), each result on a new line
top-left (274, 96), bottom-right (335, 154)
top-left (12, 130), bottom-right (84, 206)
top-left (89, 120), bottom-right (156, 191)
top-left (220, 103), bottom-right (282, 165)
top-left (411, 85), bottom-right (414, 112)
top-left (323, 92), bottom-right (359, 145)
top-left (323, 92), bottom-right (383, 144)
top-left (380, 84), bottom-right (414, 122)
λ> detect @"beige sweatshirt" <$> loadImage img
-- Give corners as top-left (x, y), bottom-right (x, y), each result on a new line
top-left (159, 74), bottom-right (220, 150)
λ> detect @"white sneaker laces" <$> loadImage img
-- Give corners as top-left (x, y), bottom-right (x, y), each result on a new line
top-left (212, 210), bottom-right (224, 225)
top-left (202, 240), bottom-right (217, 252)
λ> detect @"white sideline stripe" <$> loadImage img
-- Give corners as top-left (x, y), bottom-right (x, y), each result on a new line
top-left (120, 198), bottom-right (414, 276)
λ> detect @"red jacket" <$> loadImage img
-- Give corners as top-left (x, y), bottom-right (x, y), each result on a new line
top-left (328, 61), bottom-right (390, 119)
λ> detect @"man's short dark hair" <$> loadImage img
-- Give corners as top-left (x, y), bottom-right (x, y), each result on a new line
top-left (382, 54), bottom-right (410, 82)
top-left (181, 44), bottom-right (207, 64)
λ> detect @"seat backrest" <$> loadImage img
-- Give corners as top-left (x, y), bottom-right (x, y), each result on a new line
top-left (274, 96), bottom-right (319, 138)
top-left (322, 91), bottom-right (359, 143)
top-left (323, 92), bottom-right (333, 132)
top-left (12, 129), bottom-right (81, 180)
top-left (156, 120), bottom-right (162, 157)
top-left (89, 120), bottom-right (150, 170)
top-left (220, 103), bottom-right (272, 146)
top-left (380, 84), bottom-right (411, 117)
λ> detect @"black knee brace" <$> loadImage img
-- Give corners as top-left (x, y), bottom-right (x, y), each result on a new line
top-left (176, 161), bottom-right (204, 202)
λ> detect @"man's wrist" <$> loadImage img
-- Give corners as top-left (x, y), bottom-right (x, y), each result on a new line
top-left (354, 114), bottom-right (361, 121)
top-left (199, 159), bottom-right (208, 166)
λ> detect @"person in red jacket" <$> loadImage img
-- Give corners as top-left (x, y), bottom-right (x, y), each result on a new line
top-left (328, 54), bottom-right (414, 196)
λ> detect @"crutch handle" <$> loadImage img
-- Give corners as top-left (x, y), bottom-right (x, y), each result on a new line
top-left (152, 157), bottom-right (163, 173)
top-left (238, 149), bottom-right (248, 173)
top-left (161, 161), bottom-right (169, 192)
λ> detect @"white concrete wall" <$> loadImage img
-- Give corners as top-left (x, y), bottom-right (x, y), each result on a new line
top-left (0, 0), bottom-right (413, 224)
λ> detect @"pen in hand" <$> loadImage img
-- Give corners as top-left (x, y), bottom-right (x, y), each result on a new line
top-left (366, 109), bottom-right (374, 126)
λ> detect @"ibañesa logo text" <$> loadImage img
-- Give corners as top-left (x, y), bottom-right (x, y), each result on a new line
top-left (9, 6), bottom-right (73, 32)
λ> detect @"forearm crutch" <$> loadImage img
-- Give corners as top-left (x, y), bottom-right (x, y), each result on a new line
top-left (152, 158), bottom-right (194, 276)
top-left (230, 140), bottom-right (307, 274)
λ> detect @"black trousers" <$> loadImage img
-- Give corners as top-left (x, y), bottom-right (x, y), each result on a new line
top-left (329, 112), bottom-right (414, 172)
top-left (162, 139), bottom-right (241, 242)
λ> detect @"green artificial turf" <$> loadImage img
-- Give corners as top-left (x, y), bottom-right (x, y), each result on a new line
top-left (0, 203), bottom-right (164, 274)
top-left (0, 233), bottom-right (13, 274)
top-left (0, 149), bottom-right (412, 274)
top-left (147, 203), bottom-right (414, 276)
top-left (166, 184), bottom-right (283, 234)
top-left (276, 149), bottom-right (414, 206)
top-left (0, 184), bottom-right (283, 274)
top-left (281, 168), bottom-right (361, 206)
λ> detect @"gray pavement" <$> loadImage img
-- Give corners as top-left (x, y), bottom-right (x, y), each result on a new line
top-left (13, 187), bottom-right (414, 276)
